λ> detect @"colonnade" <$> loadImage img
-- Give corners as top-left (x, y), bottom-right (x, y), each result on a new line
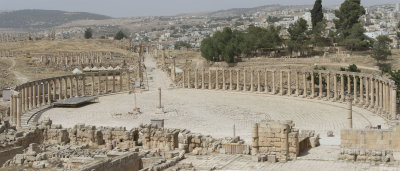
top-left (180, 69), bottom-right (398, 121)
top-left (9, 70), bottom-right (137, 129)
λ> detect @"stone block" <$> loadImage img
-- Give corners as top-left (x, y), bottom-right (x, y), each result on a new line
top-left (268, 154), bottom-right (276, 163)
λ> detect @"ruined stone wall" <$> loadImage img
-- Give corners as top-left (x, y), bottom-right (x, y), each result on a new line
top-left (140, 124), bottom-right (179, 151)
top-left (252, 120), bottom-right (319, 162)
top-left (0, 146), bottom-right (24, 166)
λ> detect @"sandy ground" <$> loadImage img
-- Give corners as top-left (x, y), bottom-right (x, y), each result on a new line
top-left (40, 54), bottom-right (388, 145)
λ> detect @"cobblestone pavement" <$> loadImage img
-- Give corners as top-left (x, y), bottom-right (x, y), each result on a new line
top-left (173, 146), bottom-right (400, 171)
top-left (40, 56), bottom-right (388, 145)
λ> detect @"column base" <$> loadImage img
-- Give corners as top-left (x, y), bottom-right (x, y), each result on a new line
top-left (156, 107), bottom-right (165, 114)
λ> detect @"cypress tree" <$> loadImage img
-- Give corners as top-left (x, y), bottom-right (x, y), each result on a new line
top-left (311, 0), bottom-right (323, 29)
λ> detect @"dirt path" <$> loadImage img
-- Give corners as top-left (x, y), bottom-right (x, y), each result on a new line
top-left (7, 58), bottom-right (29, 84)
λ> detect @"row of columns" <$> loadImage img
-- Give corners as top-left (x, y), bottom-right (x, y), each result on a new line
top-left (10, 71), bottom-right (136, 129)
top-left (180, 69), bottom-right (397, 120)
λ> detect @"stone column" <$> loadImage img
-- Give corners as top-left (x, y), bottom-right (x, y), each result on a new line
top-left (10, 94), bottom-right (14, 125)
top-left (326, 73), bottom-right (330, 99)
top-left (182, 70), bottom-right (185, 88)
top-left (257, 71), bottom-right (261, 92)
top-left (295, 71), bottom-right (299, 96)
top-left (16, 94), bottom-right (21, 129)
top-left (69, 77), bottom-right (73, 98)
top-left (24, 86), bottom-right (29, 111)
top-left (303, 72), bottom-right (307, 97)
top-left (195, 69), bottom-right (198, 89)
top-left (98, 73), bottom-right (102, 95)
top-left (341, 74), bottom-right (345, 102)
top-left (347, 75), bottom-right (351, 95)
top-left (252, 123), bottom-right (259, 155)
top-left (279, 71), bottom-right (283, 95)
top-left (334, 74), bottom-right (338, 101)
top-left (158, 88), bottom-right (162, 108)
top-left (265, 71), bottom-right (269, 93)
top-left (369, 78), bottom-right (374, 109)
top-left (243, 70), bottom-right (246, 92)
top-left (33, 83), bottom-right (37, 108)
top-left (391, 85), bottom-right (397, 120)
top-left (187, 70), bottom-right (191, 89)
top-left (47, 81), bottom-right (51, 104)
top-left (171, 58), bottom-right (176, 82)
top-left (91, 73), bottom-right (95, 95)
top-left (111, 71), bottom-right (115, 93)
top-left (59, 78), bottom-right (63, 100)
top-left (311, 72), bottom-right (315, 98)
top-left (202, 69), bottom-right (205, 89)
top-left (119, 72), bottom-right (123, 92)
top-left (215, 70), bottom-right (219, 90)
top-left (229, 70), bottom-right (233, 91)
top-left (250, 70), bottom-right (254, 92)
top-left (75, 76), bottom-right (79, 97)
top-left (236, 70), bottom-right (240, 91)
top-left (319, 72), bottom-right (322, 98)
top-left (208, 70), bottom-right (212, 90)
top-left (287, 71), bottom-right (291, 96)
top-left (21, 86), bottom-right (25, 112)
top-left (347, 95), bottom-right (353, 128)
top-left (222, 69), bottom-right (226, 90)
top-left (127, 71), bottom-right (131, 91)
top-left (105, 72), bottom-right (109, 94)
top-left (359, 76), bottom-right (364, 105)
top-left (365, 77), bottom-right (369, 107)
top-left (379, 81), bottom-right (382, 112)
top-left (353, 75), bottom-right (357, 103)
top-left (375, 79), bottom-right (379, 110)
top-left (272, 71), bottom-right (276, 94)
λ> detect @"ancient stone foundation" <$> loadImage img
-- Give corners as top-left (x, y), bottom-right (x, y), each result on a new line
top-left (251, 120), bottom-right (319, 162)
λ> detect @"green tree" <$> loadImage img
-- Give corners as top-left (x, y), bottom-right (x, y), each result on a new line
top-left (341, 23), bottom-right (372, 51)
top-left (371, 35), bottom-right (392, 64)
top-left (114, 30), bottom-right (127, 40)
top-left (310, 20), bottom-right (329, 48)
top-left (84, 28), bottom-right (93, 39)
top-left (311, 0), bottom-right (323, 29)
top-left (334, 0), bottom-right (365, 39)
top-left (174, 41), bottom-right (192, 50)
top-left (286, 18), bottom-right (310, 57)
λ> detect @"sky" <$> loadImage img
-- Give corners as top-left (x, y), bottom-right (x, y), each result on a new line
top-left (0, 0), bottom-right (398, 17)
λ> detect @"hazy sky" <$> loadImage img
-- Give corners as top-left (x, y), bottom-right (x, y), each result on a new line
top-left (0, 0), bottom-right (398, 17)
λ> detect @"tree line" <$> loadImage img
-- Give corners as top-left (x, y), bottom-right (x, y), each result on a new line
top-left (200, 0), bottom-right (397, 64)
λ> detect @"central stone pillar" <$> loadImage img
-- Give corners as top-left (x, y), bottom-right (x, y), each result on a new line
top-left (59, 78), bottom-right (63, 100)
top-left (347, 74), bottom-right (351, 95)
top-left (347, 95), bottom-right (353, 128)
top-left (365, 77), bottom-right (369, 107)
top-left (295, 71), bottom-right (299, 96)
top-left (182, 70), bottom-right (185, 88)
top-left (353, 75), bottom-right (357, 103)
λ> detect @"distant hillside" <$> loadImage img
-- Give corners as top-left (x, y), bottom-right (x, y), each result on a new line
top-left (0, 9), bottom-right (112, 31)
top-left (179, 4), bottom-right (312, 18)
